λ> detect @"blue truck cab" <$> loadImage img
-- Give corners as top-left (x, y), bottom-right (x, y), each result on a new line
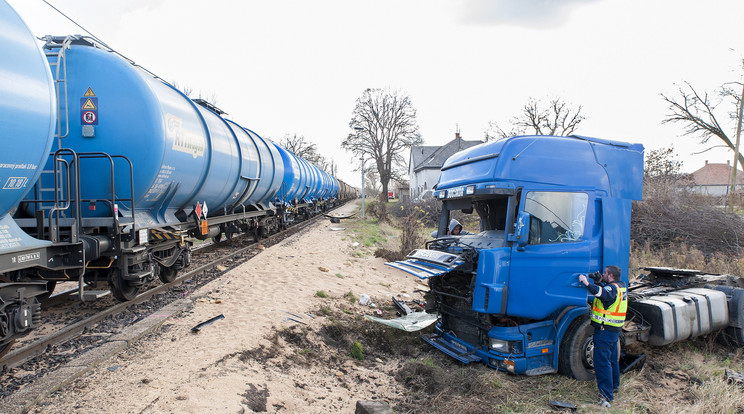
top-left (388, 135), bottom-right (644, 379)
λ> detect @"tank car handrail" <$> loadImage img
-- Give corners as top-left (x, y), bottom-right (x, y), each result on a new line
top-left (42, 35), bottom-right (166, 84)
top-left (49, 149), bottom-right (77, 243)
top-left (76, 152), bottom-right (136, 239)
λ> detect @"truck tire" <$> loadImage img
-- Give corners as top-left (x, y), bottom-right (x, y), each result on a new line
top-left (558, 316), bottom-right (595, 381)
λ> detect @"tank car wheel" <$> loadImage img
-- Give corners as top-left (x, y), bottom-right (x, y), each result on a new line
top-left (158, 266), bottom-right (178, 284)
top-left (558, 316), bottom-right (595, 381)
top-left (212, 233), bottom-right (224, 243)
top-left (108, 270), bottom-right (139, 302)
top-left (0, 340), bottom-right (16, 359)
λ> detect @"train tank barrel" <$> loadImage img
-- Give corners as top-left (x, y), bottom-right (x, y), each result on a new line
top-left (36, 37), bottom-right (210, 225)
top-left (0, 0), bottom-right (56, 220)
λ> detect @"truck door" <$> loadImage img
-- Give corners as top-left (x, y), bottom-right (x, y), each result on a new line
top-left (507, 190), bottom-right (600, 320)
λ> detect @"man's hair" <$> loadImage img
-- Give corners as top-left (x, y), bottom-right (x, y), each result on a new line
top-left (605, 265), bottom-right (621, 281)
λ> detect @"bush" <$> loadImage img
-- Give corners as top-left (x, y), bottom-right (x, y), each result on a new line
top-left (631, 191), bottom-right (744, 257)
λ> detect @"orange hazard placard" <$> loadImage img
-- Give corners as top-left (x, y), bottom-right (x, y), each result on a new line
top-left (201, 220), bottom-right (208, 235)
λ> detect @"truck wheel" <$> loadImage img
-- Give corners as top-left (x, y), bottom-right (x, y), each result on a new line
top-left (558, 316), bottom-right (595, 381)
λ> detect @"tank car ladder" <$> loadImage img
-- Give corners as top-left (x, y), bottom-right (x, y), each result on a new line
top-left (43, 36), bottom-right (71, 146)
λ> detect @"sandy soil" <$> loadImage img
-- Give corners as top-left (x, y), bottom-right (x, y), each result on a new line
top-left (30, 201), bottom-right (424, 414)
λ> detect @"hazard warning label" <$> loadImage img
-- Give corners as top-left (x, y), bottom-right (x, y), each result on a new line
top-left (84, 87), bottom-right (96, 97)
top-left (81, 98), bottom-right (97, 110)
top-left (80, 96), bottom-right (98, 125)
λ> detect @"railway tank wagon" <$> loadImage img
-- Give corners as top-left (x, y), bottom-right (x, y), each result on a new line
top-left (0, 1), bottom-right (349, 360)
top-left (0, 0), bottom-right (60, 357)
top-left (11, 35), bottom-right (292, 301)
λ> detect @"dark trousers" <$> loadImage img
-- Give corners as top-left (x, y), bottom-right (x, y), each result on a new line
top-left (593, 327), bottom-right (620, 401)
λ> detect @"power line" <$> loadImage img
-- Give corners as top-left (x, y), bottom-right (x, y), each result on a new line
top-left (42, 0), bottom-right (107, 46)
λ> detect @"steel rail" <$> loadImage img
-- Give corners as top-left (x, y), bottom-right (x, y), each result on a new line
top-left (1, 205), bottom-right (342, 372)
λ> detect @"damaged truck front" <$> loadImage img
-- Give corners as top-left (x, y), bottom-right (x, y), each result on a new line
top-left (389, 135), bottom-right (744, 380)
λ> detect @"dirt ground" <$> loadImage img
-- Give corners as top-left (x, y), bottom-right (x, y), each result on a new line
top-left (29, 201), bottom-right (426, 413)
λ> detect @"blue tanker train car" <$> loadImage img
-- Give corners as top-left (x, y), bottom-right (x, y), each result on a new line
top-left (0, 0), bottom-right (356, 358)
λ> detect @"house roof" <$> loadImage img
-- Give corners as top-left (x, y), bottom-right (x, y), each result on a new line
top-left (411, 136), bottom-right (483, 172)
top-left (410, 146), bottom-right (439, 170)
top-left (692, 161), bottom-right (744, 185)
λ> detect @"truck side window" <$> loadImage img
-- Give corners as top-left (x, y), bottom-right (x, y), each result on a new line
top-left (523, 192), bottom-right (588, 244)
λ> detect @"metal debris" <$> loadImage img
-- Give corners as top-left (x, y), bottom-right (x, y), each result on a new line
top-left (548, 400), bottom-right (577, 412)
top-left (364, 311), bottom-right (437, 332)
top-left (191, 314), bottom-right (225, 332)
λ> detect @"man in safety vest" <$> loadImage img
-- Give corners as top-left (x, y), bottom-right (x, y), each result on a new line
top-left (579, 265), bottom-right (627, 408)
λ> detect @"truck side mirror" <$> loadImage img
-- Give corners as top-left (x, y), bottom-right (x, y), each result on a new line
top-left (509, 211), bottom-right (530, 249)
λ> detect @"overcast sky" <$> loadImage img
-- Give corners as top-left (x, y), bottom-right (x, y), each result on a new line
top-left (8, 0), bottom-right (744, 188)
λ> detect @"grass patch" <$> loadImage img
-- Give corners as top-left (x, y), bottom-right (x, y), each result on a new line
top-left (335, 273), bottom-right (344, 279)
top-left (315, 290), bottom-right (328, 298)
top-left (351, 341), bottom-right (364, 360)
top-left (344, 290), bottom-right (356, 304)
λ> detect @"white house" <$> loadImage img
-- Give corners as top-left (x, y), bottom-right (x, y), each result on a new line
top-left (408, 133), bottom-right (483, 198)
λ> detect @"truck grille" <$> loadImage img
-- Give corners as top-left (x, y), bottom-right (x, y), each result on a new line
top-left (440, 298), bottom-right (482, 345)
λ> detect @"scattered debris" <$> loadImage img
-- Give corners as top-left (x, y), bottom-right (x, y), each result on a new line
top-left (256, 245), bottom-right (265, 251)
top-left (284, 317), bottom-right (308, 325)
top-left (392, 296), bottom-right (412, 316)
top-left (364, 311), bottom-right (437, 332)
top-left (197, 298), bottom-right (223, 304)
top-left (282, 310), bottom-right (305, 320)
top-left (359, 294), bottom-right (371, 306)
top-left (216, 265), bottom-right (227, 272)
top-left (107, 365), bottom-right (121, 372)
top-left (355, 400), bottom-right (393, 414)
top-left (318, 267), bottom-right (329, 272)
top-left (726, 368), bottom-right (744, 387)
top-left (191, 314), bottom-right (225, 332)
top-left (329, 227), bottom-right (346, 231)
top-left (548, 400), bottom-right (577, 412)
top-left (305, 313), bottom-right (315, 319)
top-left (352, 242), bottom-right (359, 247)
top-left (620, 352), bottom-right (647, 373)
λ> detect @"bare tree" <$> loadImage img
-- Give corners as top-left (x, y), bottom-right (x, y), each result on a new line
top-left (643, 146), bottom-right (692, 199)
top-left (661, 81), bottom-right (744, 165)
top-left (485, 97), bottom-right (585, 141)
top-left (343, 88), bottom-right (422, 216)
top-left (278, 133), bottom-right (332, 171)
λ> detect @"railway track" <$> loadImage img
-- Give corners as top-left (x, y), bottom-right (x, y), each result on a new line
top-left (0, 206), bottom-right (348, 396)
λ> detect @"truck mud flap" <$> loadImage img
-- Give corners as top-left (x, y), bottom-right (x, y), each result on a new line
top-left (385, 249), bottom-right (463, 279)
top-left (420, 333), bottom-right (481, 364)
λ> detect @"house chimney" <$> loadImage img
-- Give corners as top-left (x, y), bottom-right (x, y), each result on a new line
top-left (705, 160), bottom-right (708, 165)
top-left (455, 132), bottom-right (461, 139)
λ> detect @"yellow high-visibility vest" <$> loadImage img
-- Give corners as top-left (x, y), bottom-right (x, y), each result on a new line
top-left (590, 282), bottom-right (627, 327)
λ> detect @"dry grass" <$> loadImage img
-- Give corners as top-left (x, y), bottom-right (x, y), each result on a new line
top-left (630, 240), bottom-right (744, 277)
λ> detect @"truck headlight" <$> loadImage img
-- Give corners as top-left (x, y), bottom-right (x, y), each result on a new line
top-left (489, 338), bottom-right (523, 354)
top-left (465, 185), bottom-right (475, 195)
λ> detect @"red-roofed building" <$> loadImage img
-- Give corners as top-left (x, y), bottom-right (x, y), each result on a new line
top-left (691, 160), bottom-right (744, 196)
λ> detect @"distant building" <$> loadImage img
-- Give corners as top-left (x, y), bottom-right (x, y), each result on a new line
top-left (691, 160), bottom-right (744, 196)
top-left (392, 179), bottom-right (410, 202)
top-left (408, 132), bottom-right (483, 198)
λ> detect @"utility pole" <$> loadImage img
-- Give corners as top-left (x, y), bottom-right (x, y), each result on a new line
top-left (354, 126), bottom-right (365, 218)
top-left (360, 154), bottom-right (365, 218)
top-left (729, 60), bottom-right (744, 212)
